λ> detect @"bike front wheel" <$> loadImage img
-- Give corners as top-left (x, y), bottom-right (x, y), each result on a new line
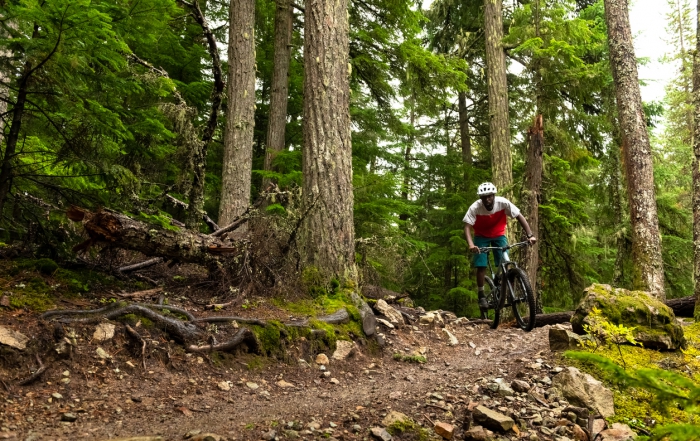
top-left (507, 268), bottom-right (536, 331)
top-left (481, 276), bottom-right (501, 329)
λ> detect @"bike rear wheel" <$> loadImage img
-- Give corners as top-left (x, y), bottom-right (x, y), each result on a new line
top-left (507, 268), bottom-right (536, 331)
top-left (481, 276), bottom-right (500, 329)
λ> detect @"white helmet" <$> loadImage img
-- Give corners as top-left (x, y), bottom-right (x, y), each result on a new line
top-left (477, 182), bottom-right (497, 196)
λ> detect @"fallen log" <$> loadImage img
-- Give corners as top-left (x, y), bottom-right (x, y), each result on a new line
top-left (666, 295), bottom-right (696, 317)
top-left (67, 206), bottom-right (246, 270)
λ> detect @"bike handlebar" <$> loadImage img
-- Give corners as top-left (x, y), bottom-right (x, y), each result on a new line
top-left (476, 240), bottom-right (531, 254)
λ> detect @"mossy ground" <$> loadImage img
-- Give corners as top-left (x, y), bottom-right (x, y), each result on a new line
top-left (566, 320), bottom-right (700, 432)
top-left (0, 258), bottom-right (125, 311)
top-left (386, 420), bottom-right (434, 441)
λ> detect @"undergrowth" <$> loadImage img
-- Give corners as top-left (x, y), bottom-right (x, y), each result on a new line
top-left (565, 321), bottom-right (700, 439)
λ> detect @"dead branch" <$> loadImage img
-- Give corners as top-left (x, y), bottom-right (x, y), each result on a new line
top-left (204, 301), bottom-right (234, 310)
top-left (165, 194), bottom-right (219, 232)
top-left (210, 207), bottom-right (253, 237)
top-left (187, 327), bottom-right (260, 354)
top-left (119, 257), bottom-right (164, 273)
top-left (117, 287), bottom-right (164, 299)
top-left (18, 354), bottom-right (47, 386)
top-left (125, 324), bottom-right (147, 369)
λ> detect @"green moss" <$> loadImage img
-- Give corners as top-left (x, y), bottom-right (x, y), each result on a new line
top-left (250, 322), bottom-right (283, 356)
top-left (566, 321), bottom-right (700, 428)
top-left (9, 290), bottom-right (54, 311)
top-left (119, 314), bottom-right (154, 328)
top-left (386, 420), bottom-right (431, 441)
top-left (393, 353), bottom-right (427, 363)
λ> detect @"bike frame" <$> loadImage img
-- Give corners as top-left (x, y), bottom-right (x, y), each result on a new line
top-left (479, 241), bottom-right (529, 308)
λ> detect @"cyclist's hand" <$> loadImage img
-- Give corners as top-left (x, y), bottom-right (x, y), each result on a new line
top-left (528, 236), bottom-right (537, 245)
top-left (469, 245), bottom-right (480, 254)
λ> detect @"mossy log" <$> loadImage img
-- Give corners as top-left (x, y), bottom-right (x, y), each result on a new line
top-left (67, 206), bottom-right (245, 269)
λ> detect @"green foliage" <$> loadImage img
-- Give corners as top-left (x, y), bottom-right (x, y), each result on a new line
top-left (566, 351), bottom-right (700, 440)
top-left (579, 307), bottom-right (641, 368)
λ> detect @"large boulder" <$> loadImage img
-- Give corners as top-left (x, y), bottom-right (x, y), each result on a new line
top-left (552, 366), bottom-right (614, 418)
top-left (571, 284), bottom-right (685, 350)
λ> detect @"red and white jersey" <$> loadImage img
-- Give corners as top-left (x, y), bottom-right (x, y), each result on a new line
top-left (462, 196), bottom-right (521, 238)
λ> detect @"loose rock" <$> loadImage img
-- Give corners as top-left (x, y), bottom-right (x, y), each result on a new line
top-left (442, 329), bottom-right (459, 346)
top-left (434, 422), bottom-right (455, 439)
top-left (473, 405), bottom-right (514, 432)
top-left (0, 326), bottom-right (29, 350)
top-left (316, 354), bottom-right (330, 365)
top-left (332, 340), bottom-right (357, 360)
top-left (370, 427), bottom-right (392, 441)
top-left (375, 299), bottom-right (405, 327)
top-left (552, 367), bottom-right (614, 418)
top-left (381, 411), bottom-right (410, 427)
top-left (93, 323), bottom-right (116, 342)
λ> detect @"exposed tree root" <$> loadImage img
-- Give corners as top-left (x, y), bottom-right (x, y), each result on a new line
top-left (18, 355), bottom-right (47, 386)
top-left (193, 316), bottom-right (268, 326)
top-left (125, 324), bottom-right (147, 369)
top-left (187, 328), bottom-right (260, 354)
top-left (44, 304), bottom-right (202, 342)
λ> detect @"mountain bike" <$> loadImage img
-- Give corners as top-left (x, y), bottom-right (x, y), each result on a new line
top-left (477, 240), bottom-right (536, 331)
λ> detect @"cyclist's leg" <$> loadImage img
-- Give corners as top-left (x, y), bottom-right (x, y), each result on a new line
top-left (491, 236), bottom-right (508, 286)
top-left (472, 236), bottom-right (490, 310)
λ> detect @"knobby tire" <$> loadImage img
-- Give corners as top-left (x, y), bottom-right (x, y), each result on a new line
top-left (507, 267), bottom-right (536, 331)
top-left (481, 276), bottom-right (500, 329)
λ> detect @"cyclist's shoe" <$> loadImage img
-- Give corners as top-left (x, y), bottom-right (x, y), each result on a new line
top-left (478, 296), bottom-right (489, 310)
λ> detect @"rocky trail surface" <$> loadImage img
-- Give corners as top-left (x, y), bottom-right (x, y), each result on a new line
top-left (1, 317), bottom-right (626, 441)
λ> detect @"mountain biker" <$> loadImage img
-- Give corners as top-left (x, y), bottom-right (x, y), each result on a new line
top-left (463, 182), bottom-right (537, 312)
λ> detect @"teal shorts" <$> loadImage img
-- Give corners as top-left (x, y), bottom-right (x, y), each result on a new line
top-left (473, 235), bottom-right (508, 268)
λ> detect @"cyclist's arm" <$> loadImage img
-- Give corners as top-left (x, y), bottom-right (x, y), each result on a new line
top-left (464, 224), bottom-right (479, 252)
top-left (515, 214), bottom-right (536, 241)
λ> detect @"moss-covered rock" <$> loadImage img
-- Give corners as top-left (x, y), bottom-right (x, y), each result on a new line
top-left (571, 284), bottom-right (685, 350)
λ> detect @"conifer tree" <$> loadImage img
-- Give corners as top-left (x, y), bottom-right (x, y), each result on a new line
top-left (219, 0), bottom-right (256, 226)
top-left (604, 0), bottom-right (666, 299)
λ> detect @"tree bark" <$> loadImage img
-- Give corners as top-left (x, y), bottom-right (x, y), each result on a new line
top-left (604, 0), bottom-right (665, 299)
top-left (0, 59), bottom-right (31, 216)
top-left (299, 0), bottom-right (355, 279)
top-left (522, 115), bottom-right (543, 313)
top-left (219, 0), bottom-right (256, 226)
top-left (185, 0), bottom-right (225, 229)
top-left (458, 91), bottom-right (472, 184)
top-left (693, 0), bottom-right (700, 319)
top-left (262, 0), bottom-right (294, 191)
top-left (483, 0), bottom-right (512, 196)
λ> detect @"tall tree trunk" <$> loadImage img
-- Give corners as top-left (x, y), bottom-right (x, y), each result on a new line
top-left (399, 100), bottom-right (415, 222)
top-left (483, 0), bottom-right (512, 196)
top-left (610, 125), bottom-right (627, 286)
top-left (693, 0), bottom-right (700, 319)
top-left (185, 0), bottom-right (225, 229)
top-left (219, 0), bottom-right (256, 226)
top-left (299, 0), bottom-right (355, 279)
top-left (522, 115), bottom-right (543, 313)
top-left (604, 0), bottom-right (665, 299)
top-left (0, 57), bottom-right (32, 216)
top-left (458, 91), bottom-right (472, 185)
top-left (262, 0), bottom-right (294, 191)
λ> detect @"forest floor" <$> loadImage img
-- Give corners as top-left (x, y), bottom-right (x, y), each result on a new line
top-left (1, 305), bottom-right (563, 441)
top-left (0, 259), bottom-right (655, 441)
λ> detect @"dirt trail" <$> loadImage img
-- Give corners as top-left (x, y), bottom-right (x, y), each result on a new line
top-left (1, 321), bottom-right (558, 441)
